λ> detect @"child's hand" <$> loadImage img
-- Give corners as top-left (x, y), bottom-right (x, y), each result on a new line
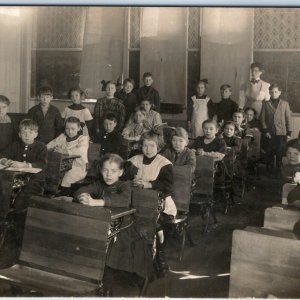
top-left (77, 193), bottom-right (104, 206)
top-left (294, 172), bottom-right (300, 184)
top-left (133, 178), bottom-right (152, 189)
top-left (265, 132), bottom-right (272, 139)
top-left (10, 161), bottom-right (27, 168)
top-left (122, 128), bottom-right (129, 137)
top-left (196, 148), bottom-right (205, 156)
top-left (191, 96), bottom-right (196, 102)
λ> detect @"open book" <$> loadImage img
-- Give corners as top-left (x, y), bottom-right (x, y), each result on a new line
top-left (0, 164), bottom-right (42, 174)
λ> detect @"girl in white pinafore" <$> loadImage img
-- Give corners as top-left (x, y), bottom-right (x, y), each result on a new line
top-left (47, 116), bottom-right (89, 193)
top-left (188, 79), bottom-right (212, 138)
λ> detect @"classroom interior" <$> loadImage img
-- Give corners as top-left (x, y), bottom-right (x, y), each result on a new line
top-left (0, 6), bottom-right (300, 298)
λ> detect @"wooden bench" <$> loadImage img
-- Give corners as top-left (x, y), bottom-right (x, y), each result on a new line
top-left (229, 226), bottom-right (300, 298)
top-left (0, 196), bottom-right (131, 296)
top-left (264, 206), bottom-right (300, 232)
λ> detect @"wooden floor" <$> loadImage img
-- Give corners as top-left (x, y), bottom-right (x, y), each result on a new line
top-left (0, 169), bottom-right (282, 297)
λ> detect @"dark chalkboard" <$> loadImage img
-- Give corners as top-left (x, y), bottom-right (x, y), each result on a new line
top-left (31, 50), bottom-right (82, 99)
top-left (254, 51), bottom-right (300, 113)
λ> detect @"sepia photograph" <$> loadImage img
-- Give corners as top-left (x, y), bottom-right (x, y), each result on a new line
top-left (0, 4), bottom-right (299, 297)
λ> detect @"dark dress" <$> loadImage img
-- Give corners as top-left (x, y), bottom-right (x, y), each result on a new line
top-left (27, 104), bottom-right (64, 144)
top-left (222, 135), bottom-right (242, 153)
top-left (115, 90), bottom-right (138, 123)
top-left (0, 118), bottom-right (17, 152)
top-left (192, 136), bottom-right (227, 154)
top-left (215, 98), bottom-right (239, 123)
top-left (0, 140), bottom-right (48, 210)
top-left (135, 86), bottom-right (160, 111)
top-left (97, 129), bottom-right (122, 156)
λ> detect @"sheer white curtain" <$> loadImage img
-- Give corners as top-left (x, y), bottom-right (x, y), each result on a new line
top-left (200, 8), bottom-right (254, 102)
top-left (79, 7), bottom-right (126, 99)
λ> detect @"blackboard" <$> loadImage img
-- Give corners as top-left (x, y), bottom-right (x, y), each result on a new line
top-left (254, 51), bottom-right (300, 113)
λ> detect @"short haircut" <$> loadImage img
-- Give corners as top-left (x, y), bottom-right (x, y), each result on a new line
top-left (220, 84), bottom-right (232, 92)
top-left (104, 112), bottom-right (117, 123)
top-left (38, 86), bottom-right (53, 97)
top-left (140, 131), bottom-right (160, 147)
top-left (287, 139), bottom-right (300, 152)
top-left (244, 107), bottom-right (257, 116)
top-left (171, 127), bottom-right (189, 144)
top-left (65, 116), bottom-right (81, 127)
top-left (202, 119), bottom-right (218, 130)
top-left (0, 95), bottom-right (10, 106)
top-left (123, 78), bottom-right (135, 87)
top-left (224, 121), bottom-right (236, 128)
top-left (269, 83), bottom-right (282, 92)
top-left (251, 62), bottom-right (264, 71)
top-left (98, 153), bottom-right (124, 171)
top-left (68, 86), bottom-right (85, 99)
top-left (233, 108), bottom-right (245, 116)
top-left (143, 72), bottom-right (152, 79)
top-left (19, 119), bottom-right (38, 132)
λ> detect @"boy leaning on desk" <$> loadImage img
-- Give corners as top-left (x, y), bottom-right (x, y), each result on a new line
top-left (0, 119), bottom-right (47, 245)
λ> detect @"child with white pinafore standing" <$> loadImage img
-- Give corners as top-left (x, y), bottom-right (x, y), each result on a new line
top-left (188, 79), bottom-right (214, 138)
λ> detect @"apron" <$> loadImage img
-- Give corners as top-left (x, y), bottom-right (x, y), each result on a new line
top-left (191, 97), bottom-right (210, 138)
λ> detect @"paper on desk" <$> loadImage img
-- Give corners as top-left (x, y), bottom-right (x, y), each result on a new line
top-left (0, 165), bottom-right (42, 173)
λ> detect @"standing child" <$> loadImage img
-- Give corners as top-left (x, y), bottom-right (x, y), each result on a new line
top-left (135, 72), bottom-right (161, 111)
top-left (47, 117), bottom-right (89, 196)
top-left (94, 82), bottom-right (126, 135)
top-left (222, 121), bottom-right (242, 154)
top-left (97, 113), bottom-right (122, 156)
top-left (192, 120), bottom-right (226, 160)
top-left (28, 86), bottom-right (64, 144)
top-left (261, 83), bottom-right (292, 177)
top-left (187, 79), bottom-right (213, 138)
top-left (216, 84), bottom-right (238, 125)
top-left (0, 95), bottom-right (17, 152)
top-left (74, 153), bottom-right (131, 208)
top-left (61, 87), bottom-right (93, 137)
top-left (161, 127), bottom-right (196, 172)
top-left (115, 78), bottom-right (138, 124)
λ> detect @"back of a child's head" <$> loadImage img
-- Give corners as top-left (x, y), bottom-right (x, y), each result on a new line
top-left (220, 84), bottom-right (232, 92)
top-left (19, 119), bottom-right (38, 132)
top-left (104, 112), bottom-right (117, 124)
top-left (0, 95), bottom-right (10, 106)
top-left (65, 116), bottom-right (81, 127)
top-left (287, 139), bottom-right (300, 153)
top-left (68, 86), bottom-right (85, 99)
top-left (171, 127), bottom-right (189, 144)
top-left (38, 86), bottom-right (53, 97)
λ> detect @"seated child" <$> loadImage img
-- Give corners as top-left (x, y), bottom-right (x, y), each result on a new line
top-left (192, 119), bottom-right (226, 160)
top-left (28, 86), bottom-right (64, 144)
top-left (221, 121), bottom-right (242, 154)
top-left (282, 140), bottom-right (300, 209)
top-left (98, 113), bottom-right (122, 156)
top-left (139, 98), bottom-right (163, 129)
top-left (232, 109), bottom-right (247, 138)
top-left (74, 153), bottom-right (131, 207)
top-left (93, 82), bottom-right (126, 137)
top-left (115, 78), bottom-right (138, 124)
top-left (47, 116), bottom-right (89, 196)
top-left (0, 119), bottom-right (47, 211)
top-left (244, 107), bottom-right (260, 130)
top-left (122, 108), bottom-right (151, 141)
top-left (129, 131), bottom-right (176, 273)
top-left (0, 95), bottom-right (17, 152)
top-left (161, 127), bottom-right (196, 173)
top-left (62, 87), bottom-right (93, 137)
top-left (135, 72), bottom-right (161, 111)
top-left (215, 84), bottom-right (238, 125)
